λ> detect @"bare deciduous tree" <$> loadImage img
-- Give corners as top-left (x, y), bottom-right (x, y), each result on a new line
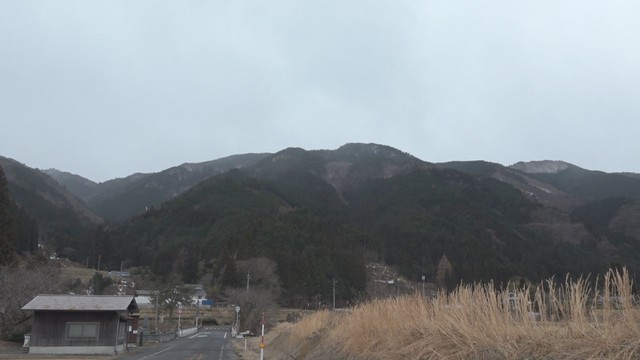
top-left (151, 280), bottom-right (194, 321)
top-left (227, 287), bottom-right (276, 334)
top-left (436, 254), bottom-right (453, 288)
top-left (0, 265), bottom-right (62, 341)
top-left (236, 257), bottom-right (281, 296)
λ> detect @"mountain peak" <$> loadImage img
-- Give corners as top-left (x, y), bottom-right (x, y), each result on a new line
top-left (42, 168), bottom-right (98, 187)
top-left (510, 160), bottom-right (573, 174)
top-left (337, 143), bottom-right (408, 158)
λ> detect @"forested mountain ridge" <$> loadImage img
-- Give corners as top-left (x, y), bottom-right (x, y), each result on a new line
top-left (87, 145), bottom-right (640, 305)
top-left (0, 166), bottom-right (17, 265)
top-left (42, 168), bottom-right (100, 203)
top-left (0, 156), bottom-right (101, 224)
top-left (1, 165), bottom-right (38, 264)
top-left (438, 160), bottom-right (640, 272)
top-left (0, 156), bottom-right (98, 259)
top-left (510, 160), bottom-right (640, 200)
top-left (3, 145), bottom-right (640, 307)
top-left (45, 153), bottom-right (270, 222)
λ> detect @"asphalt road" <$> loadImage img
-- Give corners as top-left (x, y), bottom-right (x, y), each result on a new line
top-left (120, 327), bottom-right (236, 360)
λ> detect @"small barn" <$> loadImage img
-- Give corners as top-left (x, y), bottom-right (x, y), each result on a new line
top-left (22, 294), bottom-right (139, 355)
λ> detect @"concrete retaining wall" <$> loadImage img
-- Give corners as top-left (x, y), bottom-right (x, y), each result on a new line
top-left (178, 327), bottom-right (197, 337)
top-left (142, 331), bottom-right (177, 344)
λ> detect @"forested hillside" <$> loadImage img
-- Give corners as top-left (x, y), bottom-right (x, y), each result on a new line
top-left (3, 144), bottom-right (640, 306)
top-left (0, 156), bottom-right (98, 260)
top-left (85, 145), bottom-right (639, 305)
top-left (0, 166), bottom-right (38, 264)
top-left (346, 168), bottom-right (603, 283)
top-left (0, 167), bottom-right (15, 265)
top-left (95, 168), bottom-right (368, 304)
top-left (511, 161), bottom-right (640, 200)
top-left (46, 153), bottom-right (269, 222)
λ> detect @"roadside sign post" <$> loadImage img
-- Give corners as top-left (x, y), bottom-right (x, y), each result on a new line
top-left (234, 306), bottom-right (240, 337)
top-left (195, 299), bottom-right (200, 328)
top-left (259, 312), bottom-right (265, 360)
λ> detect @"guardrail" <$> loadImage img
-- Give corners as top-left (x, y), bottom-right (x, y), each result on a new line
top-left (178, 327), bottom-right (198, 337)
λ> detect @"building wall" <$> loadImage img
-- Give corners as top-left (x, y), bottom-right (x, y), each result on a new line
top-left (127, 315), bottom-right (139, 344)
top-left (29, 346), bottom-right (118, 355)
top-left (31, 311), bottom-right (120, 348)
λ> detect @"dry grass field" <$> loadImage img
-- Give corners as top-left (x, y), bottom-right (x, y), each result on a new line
top-left (258, 269), bottom-right (640, 360)
top-left (57, 259), bottom-right (106, 284)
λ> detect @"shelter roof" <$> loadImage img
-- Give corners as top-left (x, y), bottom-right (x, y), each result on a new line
top-left (22, 295), bottom-right (138, 312)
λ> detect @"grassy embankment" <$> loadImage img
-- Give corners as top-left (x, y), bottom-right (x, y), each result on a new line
top-left (240, 269), bottom-right (640, 360)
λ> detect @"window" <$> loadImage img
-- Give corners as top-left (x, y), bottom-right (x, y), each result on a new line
top-left (66, 323), bottom-right (99, 339)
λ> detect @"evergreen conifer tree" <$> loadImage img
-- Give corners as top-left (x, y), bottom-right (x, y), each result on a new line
top-left (0, 168), bottom-right (16, 265)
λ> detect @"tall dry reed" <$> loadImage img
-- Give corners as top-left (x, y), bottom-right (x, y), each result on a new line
top-left (271, 268), bottom-right (640, 360)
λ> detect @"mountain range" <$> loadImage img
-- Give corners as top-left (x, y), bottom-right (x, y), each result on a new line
top-left (42, 153), bottom-right (269, 222)
top-left (2, 143), bottom-right (640, 304)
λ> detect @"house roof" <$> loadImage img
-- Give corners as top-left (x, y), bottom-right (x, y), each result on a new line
top-left (135, 289), bottom-right (156, 296)
top-left (22, 295), bottom-right (138, 312)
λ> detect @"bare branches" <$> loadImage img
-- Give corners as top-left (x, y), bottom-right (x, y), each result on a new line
top-left (0, 265), bottom-right (62, 340)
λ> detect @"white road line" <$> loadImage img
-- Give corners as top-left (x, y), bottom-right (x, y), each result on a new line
top-left (218, 332), bottom-right (228, 359)
top-left (190, 331), bottom-right (212, 339)
top-left (136, 344), bottom-right (178, 359)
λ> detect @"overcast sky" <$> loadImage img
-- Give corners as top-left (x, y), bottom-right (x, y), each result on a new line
top-left (1, 1), bottom-right (639, 182)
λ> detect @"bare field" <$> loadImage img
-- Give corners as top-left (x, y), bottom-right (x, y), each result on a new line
top-left (57, 259), bottom-right (106, 284)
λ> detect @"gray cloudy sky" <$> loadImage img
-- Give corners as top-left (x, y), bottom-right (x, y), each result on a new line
top-left (1, 1), bottom-right (639, 182)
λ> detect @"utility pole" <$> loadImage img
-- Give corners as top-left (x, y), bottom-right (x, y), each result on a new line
top-left (154, 291), bottom-right (159, 333)
top-left (246, 271), bottom-right (251, 292)
top-left (89, 273), bottom-right (94, 295)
